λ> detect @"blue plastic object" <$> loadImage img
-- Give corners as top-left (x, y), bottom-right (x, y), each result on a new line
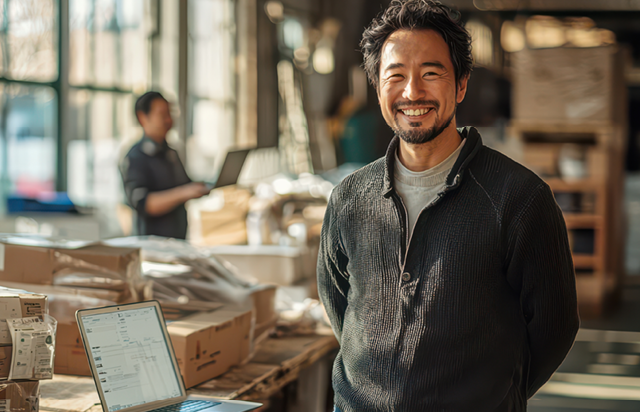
top-left (7, 192), bottom-right (76, 213)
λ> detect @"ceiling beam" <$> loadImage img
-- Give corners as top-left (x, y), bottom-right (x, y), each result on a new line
top-left (445, 0), bottom-right (640, 12)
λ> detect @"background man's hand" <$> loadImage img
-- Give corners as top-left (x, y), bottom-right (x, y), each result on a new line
top-left (182, 182), bottom-right (211, 200)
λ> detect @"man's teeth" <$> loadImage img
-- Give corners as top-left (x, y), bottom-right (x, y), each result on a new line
top-left (402, 108), bottom-right (429, 116)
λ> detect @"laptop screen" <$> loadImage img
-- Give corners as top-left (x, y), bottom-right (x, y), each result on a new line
top-left (80, 305), bottom-right (183, 412)
top-left (212, 149), bottom-right (250, 189)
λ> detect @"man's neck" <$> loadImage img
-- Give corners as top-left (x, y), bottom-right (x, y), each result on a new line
top-left (144, 133), bottom-right (167, 145)
top-left (397, 124), bottom-right (462, 172)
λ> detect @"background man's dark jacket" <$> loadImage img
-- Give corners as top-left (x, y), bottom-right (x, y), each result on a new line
top-left (318, 127), bottom-right (580, 412)
top-left (120, 137), bottom-right (191, 239)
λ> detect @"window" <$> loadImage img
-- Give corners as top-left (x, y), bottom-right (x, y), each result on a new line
top-left (0, 0), bottom-right (58, 82)
top-left (0, 83), bottom-right (57, 195)
top-left (67, 0), bottom-right (178, 210)
top-left (0, 0), bottom-right (58, 203)
top-left (0, 0), bottom-right (239, 229)
top-left (186, 0), bottom-right (236, 181)
top-left (69, 0), bottom-right (152, 89)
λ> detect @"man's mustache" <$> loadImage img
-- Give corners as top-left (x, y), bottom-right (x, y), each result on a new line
top-left (392, 100), bottom-right (440, 111)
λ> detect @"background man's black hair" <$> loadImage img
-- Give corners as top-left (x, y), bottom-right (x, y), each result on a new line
top-left (135, 91), bottom-right (167, 117)
top-left (360, 0), bottom-right (473, 91)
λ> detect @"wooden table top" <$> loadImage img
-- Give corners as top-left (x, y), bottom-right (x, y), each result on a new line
top-left (40, 333), bottom-right (339, 412)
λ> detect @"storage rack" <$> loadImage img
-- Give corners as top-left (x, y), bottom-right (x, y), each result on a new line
top-left (508, 121), bottom-right (626, 317)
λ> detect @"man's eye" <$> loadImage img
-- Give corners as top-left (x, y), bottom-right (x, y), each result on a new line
top-left (424, 72), bottom-right (438, 76)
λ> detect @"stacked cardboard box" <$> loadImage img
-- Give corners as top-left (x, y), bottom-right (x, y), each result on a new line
top-left (0, 289), bottom-right (48, 374)
top-left (0, 236), bottom-right (278, 388)
top-left (0, 287), bottom-right (50, 411)
top-left (0, 238), bottom-right (144, 377)
top-left (0, 283), bottom-right (130, 377)
top-left (0, 380), bottom-right (39, 412)
top-left (196, 187), bottom-right (252, 246)
top-left (0, 238), bottom-right (141, 288)
top-left (54, 321), bottom-right (92, 376)
top-left (48, 293), bottom-right (120, 376)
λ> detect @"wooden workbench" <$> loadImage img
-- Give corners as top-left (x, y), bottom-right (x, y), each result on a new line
top-left (39, 333), bottom-right (339, 412)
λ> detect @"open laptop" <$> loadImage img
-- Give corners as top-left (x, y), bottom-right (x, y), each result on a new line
top-left (76, 301), bottom-right (262, 412)
top-left (204, 149), bottom-right (252, 191)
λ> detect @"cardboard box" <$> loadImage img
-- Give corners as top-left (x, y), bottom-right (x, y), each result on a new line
top-left (52, 301), bottom-right (113, 377)
top-left (211, 245), bottom-right (311, 286)
top-left (63, 244), bottom-right (140, 279)
top-left (0, 346), bottom-right (11, 380)
top-left (54, 321), bottom-right (92, 376)
top-left (250, 285), bottom-right (277, 327)
top-left (53, 344), bottom-right (91, 376)
top-left (0, 281), bottom-right (133, 305)
top-left (511, 46), bottom-right (626, 124)
top-left (0, 240), bottom-right (140, 286)
top-left (196, 187), bottom-right (251, 247)
top-left (0, 380), bottom-right (39, 411)
top-left (0, 289), bottom-right (48, 345)
top-left (52, 320), bottom-right (94, 376)
top-left (167, 308), bottom-right (252, 388)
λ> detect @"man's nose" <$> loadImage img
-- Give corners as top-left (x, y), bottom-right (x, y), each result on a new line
top-left (403, 75), bottom-right (427, 101)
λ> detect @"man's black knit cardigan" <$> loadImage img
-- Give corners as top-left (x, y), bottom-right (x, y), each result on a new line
top-left (317, 127), bottom-right (580, 412)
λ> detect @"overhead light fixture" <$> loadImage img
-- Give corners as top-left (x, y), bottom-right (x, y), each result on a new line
top-left (500, 20), bottom-right (525, 52)
top-left (313, 47), bottom-right (334, 74)
top-left (264, 1), bottom-right (283, 23)
top-left (526, 15), bottom-right (565, 49)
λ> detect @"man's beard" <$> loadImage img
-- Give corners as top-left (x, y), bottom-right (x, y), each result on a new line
top-left (392, 100), bottom-right (456, 145)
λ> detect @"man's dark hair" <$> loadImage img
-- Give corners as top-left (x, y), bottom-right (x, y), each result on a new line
top-left (360, 0), bottom-right (473, 91)
top-left (135, 91), bottom-right (167, 116)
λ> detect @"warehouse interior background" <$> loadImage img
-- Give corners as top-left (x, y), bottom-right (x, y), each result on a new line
top-left (2, 0), bottom-right (640, 411)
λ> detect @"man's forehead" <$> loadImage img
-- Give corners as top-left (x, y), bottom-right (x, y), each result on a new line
top-left (380, 29), bottom-right (450, 68)
top-left (151, 98), bottom-right (170, 109)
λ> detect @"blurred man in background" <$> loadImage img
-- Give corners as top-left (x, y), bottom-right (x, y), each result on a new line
top-left (317, 1), bottom-right (579, 411)
top-left (120, 91), bottom-right (209, 239)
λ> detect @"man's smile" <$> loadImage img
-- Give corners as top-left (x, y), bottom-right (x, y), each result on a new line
top-left (397, 106), bottom-right (436, 122)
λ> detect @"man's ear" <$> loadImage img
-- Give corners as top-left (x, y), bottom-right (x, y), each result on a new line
top-left (456, 75), bottom-right (470, 104)
top-left (136, 111), bottom-right (145, 127)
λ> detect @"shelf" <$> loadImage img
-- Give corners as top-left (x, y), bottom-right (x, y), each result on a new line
top-left (573, 254), bottom-right (601, 270)
top-left (563, 214), bottom-right (603, 229)
top-left (510, 120), bottom-right (620, 134)
top-left (546, 178), bottom-right (601, 192)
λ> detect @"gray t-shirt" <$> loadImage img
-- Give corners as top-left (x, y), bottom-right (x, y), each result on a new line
top-left (394, 139), bottom-right (465, 238)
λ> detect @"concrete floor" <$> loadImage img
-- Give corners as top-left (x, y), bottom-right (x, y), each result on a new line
top-left (529, 286), bottom-right (640, 411)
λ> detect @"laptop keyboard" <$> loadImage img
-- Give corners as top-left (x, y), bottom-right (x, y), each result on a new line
top-left (153, 400), bottom-right (222, 412)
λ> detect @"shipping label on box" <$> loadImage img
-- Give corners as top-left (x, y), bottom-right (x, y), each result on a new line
top-left (0, 299), bottom-right (21, 345)
top-left (167, 308), bottom-right (252, 388)
top-left (0, 293), bottom-right (47, 345)
top-left (8, 317), bottom-right (56, 380)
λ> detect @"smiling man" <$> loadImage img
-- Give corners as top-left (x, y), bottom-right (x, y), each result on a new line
top-left (120, 92), bottom-right (210, 239)
top-left (317, 1), bottom-right (579, 411)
